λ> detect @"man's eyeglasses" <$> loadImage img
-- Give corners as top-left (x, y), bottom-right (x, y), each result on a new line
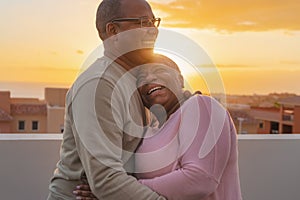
top-left (111, 17), bottom-right (161, 28)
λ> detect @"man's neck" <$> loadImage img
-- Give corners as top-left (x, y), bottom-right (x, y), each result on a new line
top-left (105, 48), bottom-right (153, 68)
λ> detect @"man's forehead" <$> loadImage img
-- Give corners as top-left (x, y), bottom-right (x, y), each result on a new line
top-left (120, 0), bottom-right (152, 15)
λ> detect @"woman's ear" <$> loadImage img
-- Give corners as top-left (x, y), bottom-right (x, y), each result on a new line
top-left (179, 74), bottom-right (184, 88)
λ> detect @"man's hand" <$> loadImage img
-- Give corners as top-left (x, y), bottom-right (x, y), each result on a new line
top-left (73, 184), bottom-right (98, 200)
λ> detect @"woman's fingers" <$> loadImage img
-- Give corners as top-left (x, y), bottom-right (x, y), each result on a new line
top-left (76, 184), bottom-right (91, 191)
top-left (73, 184), bottom-right (97, 199)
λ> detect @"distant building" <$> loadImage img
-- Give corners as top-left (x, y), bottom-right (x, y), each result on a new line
top-left (251, 96), bottom-right (300, 134)
top-left (0, 88), bottom-right (68, 133)
top-left (227, 104), bottom-right (259, 134)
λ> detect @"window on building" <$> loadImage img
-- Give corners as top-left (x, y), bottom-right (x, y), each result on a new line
top-left (259, 121), bottom-right (264, 129)
top-left (32, 121), bottom-right (39, 131)
top-left (60, 125), bottom-right (64, 133)
top-left (18, 120), bottom-right (25, 131)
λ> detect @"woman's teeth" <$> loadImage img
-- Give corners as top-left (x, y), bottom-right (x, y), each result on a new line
top-left (147, 86), bottom-right (164, 95)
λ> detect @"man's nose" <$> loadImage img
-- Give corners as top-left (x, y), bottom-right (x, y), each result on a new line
top-left (145, 27), bottom-right (158, 36)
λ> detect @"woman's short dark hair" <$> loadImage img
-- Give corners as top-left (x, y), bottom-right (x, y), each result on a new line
top-left (96, 0), bottom-right (123, 40)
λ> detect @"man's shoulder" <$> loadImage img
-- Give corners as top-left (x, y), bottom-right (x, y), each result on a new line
top-left (66, 57), bottom-right (129, 104)
top-left (73, 57), bottom-right (129, 87)
top-left (74, 57), bottom-right (112, 85)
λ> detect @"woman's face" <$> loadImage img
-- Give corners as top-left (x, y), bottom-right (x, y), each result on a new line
top-left (137, 63), bottom-right (183, 111)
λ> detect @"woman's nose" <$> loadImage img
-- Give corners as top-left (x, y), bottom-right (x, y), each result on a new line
top-left (144, 73), bottom-right (158, 83)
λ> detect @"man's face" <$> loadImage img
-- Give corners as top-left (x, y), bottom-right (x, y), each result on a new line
top-left (105, 0), bottom-right (159, 63)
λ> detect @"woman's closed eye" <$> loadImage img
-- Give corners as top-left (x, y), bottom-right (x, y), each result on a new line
top-left (137, 75), bottom-right (146, 86)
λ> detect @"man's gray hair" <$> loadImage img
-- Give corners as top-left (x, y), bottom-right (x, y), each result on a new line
top-left (96, 0), bottom-right (123, 40)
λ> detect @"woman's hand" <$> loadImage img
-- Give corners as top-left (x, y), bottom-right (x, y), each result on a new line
top-left (73, 184), bottom-right (98, 200)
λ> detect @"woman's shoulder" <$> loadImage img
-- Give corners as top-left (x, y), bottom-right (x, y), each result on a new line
top-left (182, 94), bottom-right (228, 119)
top-left (184, 93), bottom-right (221, 107)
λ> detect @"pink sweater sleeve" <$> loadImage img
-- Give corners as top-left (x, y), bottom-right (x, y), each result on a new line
top-left (139, 96), bottom-right (233, 200)
top-left (139, 163), bottom-right (220, 200)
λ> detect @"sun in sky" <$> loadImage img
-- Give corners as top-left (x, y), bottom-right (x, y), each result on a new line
top-left (1, 0), bottom-right (300, 97)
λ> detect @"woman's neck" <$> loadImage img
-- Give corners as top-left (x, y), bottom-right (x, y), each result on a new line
top-left (153, 91), bottom-right (191, 127)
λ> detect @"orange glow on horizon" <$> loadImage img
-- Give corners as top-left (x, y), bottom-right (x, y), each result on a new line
top-left (1, 0), bottom-right (300, 95)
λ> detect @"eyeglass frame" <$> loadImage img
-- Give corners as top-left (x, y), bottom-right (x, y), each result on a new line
top-left (110, 17), bottom-right (161, 28)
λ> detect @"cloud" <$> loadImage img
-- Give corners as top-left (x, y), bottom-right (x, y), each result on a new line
top-left (199, 64), bottom-right (253, 69)
top-left (279, 60), bottom-right (300, 65)
top-left (150, 0), bottom-right (300, 31)
top-left (215, 64), bottom-right (253, 68)
top-left (50, 51), bottom-right (58, 55)
top-left (76, 50), bottom-right (84, 55)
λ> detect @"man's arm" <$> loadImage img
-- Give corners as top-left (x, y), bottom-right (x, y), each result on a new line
top-left (71, 78), bottom-right (165, 200)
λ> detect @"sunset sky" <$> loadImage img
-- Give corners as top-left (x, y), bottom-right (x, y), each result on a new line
top-left (1, 0), bottom-right (300, 97)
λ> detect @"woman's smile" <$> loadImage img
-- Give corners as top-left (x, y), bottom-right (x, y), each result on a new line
top-left (146, 85), bottom-right (166, 95)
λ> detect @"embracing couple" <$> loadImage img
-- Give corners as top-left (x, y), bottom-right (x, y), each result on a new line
top-left (47, 0), bottom-right (242, 199)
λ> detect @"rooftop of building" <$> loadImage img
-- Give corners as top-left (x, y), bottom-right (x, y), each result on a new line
top-left (10, 98), bottom-right (45, 104)
top-left (278, 96), bottom-right (300, 106)
top-left (250, 106), bottom-right (280, 112)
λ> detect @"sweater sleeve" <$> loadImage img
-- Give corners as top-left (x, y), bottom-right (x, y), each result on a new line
top-left (139, 96), bottom-right (232, 200)
top-left (72, 78), bottom-right (165, 200)
top-left (139, 163), bottom-right (220, 200)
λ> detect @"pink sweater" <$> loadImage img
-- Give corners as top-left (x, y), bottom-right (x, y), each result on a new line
top-left (135, 95), bottom-right (242, 200)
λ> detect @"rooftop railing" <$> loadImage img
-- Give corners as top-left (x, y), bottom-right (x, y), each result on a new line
top-left (0, 134), bottom-right (300, 200)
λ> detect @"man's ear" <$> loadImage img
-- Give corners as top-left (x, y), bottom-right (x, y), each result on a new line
top-left (106, 23), bottom-right (118, 37)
